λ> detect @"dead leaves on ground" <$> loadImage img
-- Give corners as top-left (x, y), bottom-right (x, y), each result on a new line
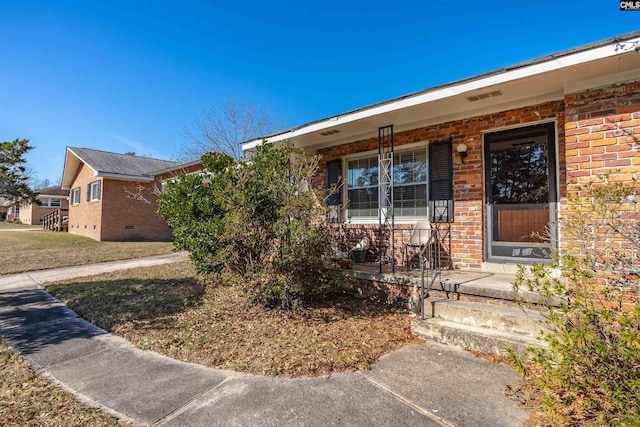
top-left (48, 261), bottom-right (421, 378)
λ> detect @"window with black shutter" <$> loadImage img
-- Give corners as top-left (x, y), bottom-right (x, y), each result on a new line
top-left (428, 139), bottom-right (453, 222)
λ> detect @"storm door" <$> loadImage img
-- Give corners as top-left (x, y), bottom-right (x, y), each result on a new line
top-left (484, 123), bottom-right (557, 262)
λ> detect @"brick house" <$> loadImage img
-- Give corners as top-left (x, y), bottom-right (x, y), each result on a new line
top-left (9, 186), bottom-right (70, 225)
top-left (0, 197), bottom-right (12, 220)
top-left (61, 147), bottom-right (184, 241)
top-left (243, 31), bottom-right (640, 273)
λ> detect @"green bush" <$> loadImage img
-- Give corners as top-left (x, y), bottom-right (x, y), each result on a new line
top-left (509, 178), bottom-right (640, 426)
top-left (159, 142), bottom-right (342, 308)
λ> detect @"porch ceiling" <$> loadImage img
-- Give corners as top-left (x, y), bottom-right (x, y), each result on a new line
top-left (243, 32), bottom-right (640, 154)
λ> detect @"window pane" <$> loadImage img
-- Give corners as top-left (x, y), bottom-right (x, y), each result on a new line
top-left (347, 188), bottom-right (378, 217)
top-left (394, 184), bottom-right (427, 217)
top-left (394, 150), bottom-right (427, 185)
top-left (393, 148), bottom-right (427, 217)
top-left (347, 158), bottom-right (378, 188)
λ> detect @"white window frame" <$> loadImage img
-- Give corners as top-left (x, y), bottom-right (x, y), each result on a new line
top-left (89, 180), bottom-right (101, 201)
top-left (71, 187), bottom-right (81, 205)
top-left (344, 142), bottom-right (430, 223)
top-left (40, 197), bottom-right (62, 208)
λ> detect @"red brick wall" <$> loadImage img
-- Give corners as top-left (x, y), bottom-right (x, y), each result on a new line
top-left (67, 162), bottom-right (173, 241)
top-left (100, 179), bottom-right (172, 241)
top-left (564, 81), bottom-right (640, 188)
top-left (317, 100), bottom-right (566, 270)
top-left (68, 163), bottom-right (103, 240)
top-left (562, 81), bottom-right (640, 298)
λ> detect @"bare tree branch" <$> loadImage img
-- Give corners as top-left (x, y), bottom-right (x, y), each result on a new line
top-left (179, 96), bottom-right (283, 161)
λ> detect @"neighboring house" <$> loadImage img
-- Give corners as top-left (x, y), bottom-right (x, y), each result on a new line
top-left (61, 147), bottom-right (184, 241)
top-left (14, 186), bottom-right (69, 225)
top-left (0, 196), bottom-right (10, 220)
top-left (243, 31), bottom-right (640, 273)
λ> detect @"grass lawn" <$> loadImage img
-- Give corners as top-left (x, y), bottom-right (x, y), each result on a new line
top-left (0, 231), bottom-right (174, 275)
top-left (46, 261), bottom-right (421, 377)
top-left (0, 338), bottom-right (130, 426)
top-left (0, 222), bottom-right (41, 229)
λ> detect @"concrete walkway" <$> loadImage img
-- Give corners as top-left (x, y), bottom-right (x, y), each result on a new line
top-left (0, 253), bottom-right (529, 427)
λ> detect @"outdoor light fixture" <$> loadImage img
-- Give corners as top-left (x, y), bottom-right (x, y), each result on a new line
top-left (456, 143), bottom-right (468, 164)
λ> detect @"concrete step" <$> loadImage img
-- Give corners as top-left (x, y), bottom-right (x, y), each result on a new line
top-left (411, 298), bottom-right (548, 357)
top-left (423, 298), bottom-right (546, 337)
top-left (411, 317), bottom-right (543, 357)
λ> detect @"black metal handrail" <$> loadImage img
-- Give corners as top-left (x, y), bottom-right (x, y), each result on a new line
top-left (420, 228), bottom-right (442, 320)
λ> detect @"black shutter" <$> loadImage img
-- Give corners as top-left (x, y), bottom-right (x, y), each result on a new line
top-left (86, 183), bottom-right (90, 201)
top-left (429, 139), bottom-right (453, 222)
top-left (326, 160), bottom-right (341, 206)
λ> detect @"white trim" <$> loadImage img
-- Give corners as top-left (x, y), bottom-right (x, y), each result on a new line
top-left (89, 180), bottom-right (101, 202)
top-left (71, 187), bottom-right (81, 205)
top-left (344, 143), bottom-right (432, 223)
top-left (67, 148), bottom-right (99, 176)
top-left (97, 173), bottom-right (155, 182)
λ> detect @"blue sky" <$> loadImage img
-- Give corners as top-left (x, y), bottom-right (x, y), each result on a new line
top-left (1, 1), bottom-right (638, 185)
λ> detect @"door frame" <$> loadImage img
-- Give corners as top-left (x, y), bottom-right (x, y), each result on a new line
top-left (483, 121), bottom-right (559, 263)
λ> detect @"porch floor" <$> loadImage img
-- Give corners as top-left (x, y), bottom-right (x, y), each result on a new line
top-left (345, 263), bottom-right (539, 304)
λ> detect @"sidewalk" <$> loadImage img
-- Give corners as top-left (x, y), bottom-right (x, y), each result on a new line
top-left (0, 254), bottom-right (529, 426)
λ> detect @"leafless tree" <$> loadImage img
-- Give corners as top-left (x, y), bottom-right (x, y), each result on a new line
top-left (179, 96), bottom-right (283, 161)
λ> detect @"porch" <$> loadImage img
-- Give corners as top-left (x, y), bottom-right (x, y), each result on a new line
top-left (328, 223), bottom-right (542, 304)
top-left (344, 261), bottom-right (542, 307)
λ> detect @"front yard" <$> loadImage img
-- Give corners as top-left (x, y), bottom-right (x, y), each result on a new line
top-left (46, 261), bottom-right (420, 377)
top-left (0, 222), bottom-right (41, 229)
top-left (0, 230), bottom-right (174, 275)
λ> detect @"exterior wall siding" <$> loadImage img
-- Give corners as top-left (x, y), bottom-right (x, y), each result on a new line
top-left (564, 80), bottom-right (640, 188)
top-left (18, 198), bottom-right (69, 225)
top-left (67, 163), bottom-right (103, 240)
top-left (65, 160), bottom-right (201, 242)
top-left (100, 179), bottom-right (172, 241)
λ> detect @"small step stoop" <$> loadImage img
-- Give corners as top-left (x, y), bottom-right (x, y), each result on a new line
top-left (411, 298), bottom-right (548, 357)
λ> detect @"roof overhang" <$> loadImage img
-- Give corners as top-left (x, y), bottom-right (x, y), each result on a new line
top-left (150, 158), bottom-right (203, 176)
top-left (242, 32), bottom-right (640, 153)
top-left (61, 147), bottom-right (155, 190)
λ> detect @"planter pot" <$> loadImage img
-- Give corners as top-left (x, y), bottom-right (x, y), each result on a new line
top-left (351, 250), bottom-right (367, 264)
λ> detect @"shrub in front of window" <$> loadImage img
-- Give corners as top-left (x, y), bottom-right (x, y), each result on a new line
top-left (159, 142), bottom-right (342, 309)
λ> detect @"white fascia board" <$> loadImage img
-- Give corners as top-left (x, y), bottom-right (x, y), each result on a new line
top-left (97, 173), bottom-right (155, 182)
top-left (243, 36), bottom-right (640, 151)
top-left (67, 148), bottom-right (99, 176)
top-left (62, 147), bottom-right (99, 190)
top-left (38, 194), bottom-right (66, 199)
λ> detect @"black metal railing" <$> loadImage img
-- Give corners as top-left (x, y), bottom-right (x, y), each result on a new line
top-left (419, 228), bottom-right (442, 319)
top-left (328, 224), bottom-right (421, 269)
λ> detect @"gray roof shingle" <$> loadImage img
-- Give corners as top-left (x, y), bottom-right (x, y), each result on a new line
top-left (35, 186), bottom-right (68, 196)
top-left (68, 147), bottom-right (180, 178)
